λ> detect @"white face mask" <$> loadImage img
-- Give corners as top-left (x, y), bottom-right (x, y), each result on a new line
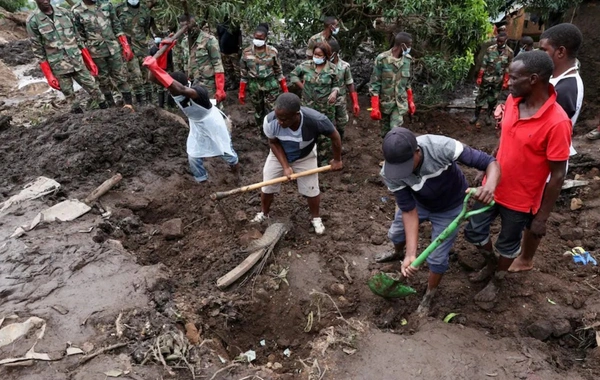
top-left (127, 0), bottom-right (140, 6)
top-left (154, 37), bottom-right (162, 44)
top-left (332, 27), bottom-right (340, 35)
top-left (313, 57), bottom-right (325, 65)
top-left (402, 47), bottom-right (411, 56)
top-left (253, 39), bottom-right (266, 47)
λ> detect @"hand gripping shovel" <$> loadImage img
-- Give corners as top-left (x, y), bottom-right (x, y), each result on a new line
top-left (368, 189), bottom-right (495, 298)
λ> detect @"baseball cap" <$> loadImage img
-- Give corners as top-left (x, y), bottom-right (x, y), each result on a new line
top-left (382, 127), bottom-right (418, 180)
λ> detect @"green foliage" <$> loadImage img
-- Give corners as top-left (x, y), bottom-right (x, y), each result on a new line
top-left (417, 50), bottom-right (475, 104)
top-left (0, 0), bottom-right (28, 12)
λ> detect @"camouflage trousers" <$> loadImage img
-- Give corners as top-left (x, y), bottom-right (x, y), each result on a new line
top-left (305, 100), bottom-right (335, 164)
top-left (476, 80), bottom-right (502, 108)
top-left (124, 55), bottom-right (145, 96)
top-left (248, 78), bottom-right (280, 127)
top-left (221, 52), bottom-right (240, 87)
top-left (381, 106), bottom-right (406, 137)
top-left (95, 54), bottom-right (131, 95)
top-left (135, 55), bottom-right (153, 96)
top-left (56, 70), bottom-right (105, 111)
top-left (334, 96), bottom-right (349, 140)
top-left (193, 77), bottom-right (216, 99)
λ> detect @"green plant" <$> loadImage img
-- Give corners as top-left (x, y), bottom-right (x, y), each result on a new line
top-left (0, 0), bottom-right (28, 12)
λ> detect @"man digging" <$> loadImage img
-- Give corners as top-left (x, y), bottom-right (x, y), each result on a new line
top-left (251, 93), bottom-right (343, 235)
top-left (376, 127), bottom-right (500, 315)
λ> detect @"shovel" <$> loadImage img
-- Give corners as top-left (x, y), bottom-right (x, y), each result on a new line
top-left (368, 189), bottom-right (495, 298)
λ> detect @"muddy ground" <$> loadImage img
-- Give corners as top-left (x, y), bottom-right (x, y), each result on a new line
top-left (1, 5), bottom-right (600, 380)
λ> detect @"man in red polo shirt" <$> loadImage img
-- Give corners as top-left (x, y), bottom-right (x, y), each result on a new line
top-left (464, 50), bottom-right (571, 304)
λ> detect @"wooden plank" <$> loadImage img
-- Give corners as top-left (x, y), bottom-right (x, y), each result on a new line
top-left (216, 249), bottom-right (266, 289)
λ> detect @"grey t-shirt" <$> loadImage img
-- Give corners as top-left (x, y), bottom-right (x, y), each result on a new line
top-left (263, 107), bottom-right (335, 162)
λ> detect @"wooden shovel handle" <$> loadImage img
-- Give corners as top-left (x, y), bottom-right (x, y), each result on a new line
top-left (210, 165), bottom-right (332, 201)
top-left (153, 25), bottom-right (189, 60)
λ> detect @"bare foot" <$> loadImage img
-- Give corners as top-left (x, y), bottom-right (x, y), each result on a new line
top-left (508, 256), bottom-right (533, 272)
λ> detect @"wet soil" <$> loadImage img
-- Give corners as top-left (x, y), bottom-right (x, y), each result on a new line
top-left (0, 39), bottom-right (35, 66)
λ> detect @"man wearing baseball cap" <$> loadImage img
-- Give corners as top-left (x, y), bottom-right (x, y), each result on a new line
top-left (376, 127), bottom-right (500, 315)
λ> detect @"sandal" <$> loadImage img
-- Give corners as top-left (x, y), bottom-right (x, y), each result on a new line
top-left (586, 129), bottom-right (600, 140)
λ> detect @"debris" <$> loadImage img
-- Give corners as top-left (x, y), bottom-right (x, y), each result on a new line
top-left (239, 228), bottom-right (263, 246)
top-left (260, 339), bottom-right (266, 346)
top-left (66, 347), bottom-right (84, 356)
top-left (304, 311), bottom-right (314, 333)
top-left (240, 350), bottom-right (256, 362)
top-left (81, 342), bottom-right (94, 353)
top-left (547, 298), bottom-right (556, 305)
top-left (562, 179), bottom-right (589, 190)
top-left (83, 173), bottom-right (122, 204)
top-left (0, 177), bottom-right (60, 213)
top-left (283, 348), bottom-right (291, 357)
top-left (563, 247), bottom-right (597, 266)
top-left (51, 305), bottom-right (69, 315)
top-left (337, 255), bottom-right (353, 284)
top-left (273, 362), bottom-right (283, 369)
top-left (443, 313), bottom-right (460, 323)
top-left (185, 322), bottom-right (200, 345)
top-left (115, 313), bottom-right (124, 338)
top-left (329, 283), bottom-right (346, 296)
top-left (527, 320), bottom-right (553, 341)
top-left (234, 210), bottom-right (247, 222)
top-left (13, 199), bottom-right (92, 238)
top-left (0, 317), bottom-right (45, 348)
top-left (400, 318), bottom-right (408, 326)
top-left (161, 218), bottom-right (184, 240)
top-left (104, 369), bottom-right (123, 377)
top-left (77, 342), bottom-right (128, 366)
top-left (570, 198), bottom-right (583, 210)
top-left (552, 319), bottom-right (572, 337)
top-left (343, 348), bottom-right (357, 355)
top-left (218, 355), bottom-right (227, 363)
top-left (485, 373), bottom-right (498, 377)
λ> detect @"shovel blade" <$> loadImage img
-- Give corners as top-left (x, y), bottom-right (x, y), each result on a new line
top-left (367, 272), bottom-right (418, 298)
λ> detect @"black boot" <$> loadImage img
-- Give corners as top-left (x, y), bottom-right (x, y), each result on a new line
top-left (99, 101), bottom-right (108, 109)
top-left (135, 93), bottom-right (144, 107)
top-left (103, 93), bottom-right (115, 107)
top-left (158, 91), bottom-right (165, 108)
top-left (122, 92), bottom-right (133, 106)
top-left (469, 106), bottom-right (482, 124)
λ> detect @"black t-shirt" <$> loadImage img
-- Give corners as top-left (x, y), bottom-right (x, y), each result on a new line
top-left (216, 23), bottom-right (241, 54)
top-left (554, 77), bottom-right (578, 120)
top-left (176, 86), bottom-right (212, 109)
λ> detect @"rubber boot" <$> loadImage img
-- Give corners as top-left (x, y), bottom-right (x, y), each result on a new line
top-left (103, 93), bottom-right (116, 107)
top-left (122, 92), bottom-right (133, 106)
top-left (158, 91), bottom-right (165, 108)
top-left (135, 93), bottom-right (144, 107)
top-left (469, 106), bottom-right (481, 124)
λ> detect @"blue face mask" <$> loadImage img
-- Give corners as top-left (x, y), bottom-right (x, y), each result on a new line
top-left (313, 57), bottom-right (325, 65)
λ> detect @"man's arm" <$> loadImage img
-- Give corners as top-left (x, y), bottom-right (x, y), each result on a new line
top-left (530, 160), bottom-right (567, 238)
top-left (290, 63), bottom-right (304, 90)
top-left (368, 56), bottom-right (381, 96)
top-left (208, 36), bottom-right (224, 73)
top-left (146, 67), bottom-right (197, 98)
top-left (268, 138), bottom-right (293, 178)
top-left (457, 143), bottom-right (500, 204)
top-left (26, 18), bottom-right (46, 63)
top-left (108, 3), bottom-right (124, 37)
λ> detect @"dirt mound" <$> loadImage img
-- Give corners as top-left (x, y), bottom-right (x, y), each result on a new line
top-left (0, 39), bottom-right (35, 66)
top-left (0, 107), bottom-right (188, 191)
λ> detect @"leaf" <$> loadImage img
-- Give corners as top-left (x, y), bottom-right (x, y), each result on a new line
top-left (443, 313), bottom-right (459, 323)
top-left (104, 370), bottom-right (123, 377)
top-left (400, 318), bottom-right (408, 326)
top-left (547, 298), bottom-right (557, 305)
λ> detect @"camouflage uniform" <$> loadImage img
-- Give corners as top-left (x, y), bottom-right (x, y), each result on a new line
top-left (222, 52), bottom-right (241, 86)
top-left (369, 49), bottom-right (413, 136)
top-left (189, 30), bottom-right (224, 100)
top-left (476, 45), bottom-right (513, 109)
top-left (306, 31), bottom-right (336, 57)
top-left (290, 60), bottom-right (339, 161)
top-left (240, 44), bottom-right (283, 127)
top-left (115, 1), bottom-right (154, 97)
top-left (333, 58), bottom-right (354, 139)
top-left (26, 6), bottom-right (104, 111)
top-left (71, 1), bottom-right (131, 98)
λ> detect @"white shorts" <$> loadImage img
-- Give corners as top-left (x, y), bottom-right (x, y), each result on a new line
top-left (262, 147), bottom-right (320, 197)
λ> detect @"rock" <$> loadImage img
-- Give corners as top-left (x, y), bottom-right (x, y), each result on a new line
top-left (560, 227), bottom-right (584, 241)
top-left (370, 235), bottom-right (386, 245)
top-left (185, 322), bottom-right (201, 345)
top-left (570, 198), bottom-right (583, 210)
top-left (329, 283), bottom-right (346, 296)
top-left (588, 167), bottom-right (600, 178)
top-left (92, 229), bottom-right (108, 243)
top-left (457, 251), bottom-right (485, 271)
top-left (552, 319), bottom-right (571, 337)
top-left (116, 197), bottom-right (149, 211)
top-left (527, 320), bottom-right (553, 341)
top-left (239, 228), bottom-right (262, 246)
top-left (273, 362), bottom-right (283, 370)
top-left (161, 218), bottom-right (183, 240)
top-left (234, 210), bottom-right (247, 222)
top-left (548, 212), bottom-right (567, 226)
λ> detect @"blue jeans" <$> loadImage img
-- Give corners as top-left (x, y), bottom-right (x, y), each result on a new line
top-left (388, 203), bottom-right (463, 274)
top-left (188, 151), bottom-right (238, 182)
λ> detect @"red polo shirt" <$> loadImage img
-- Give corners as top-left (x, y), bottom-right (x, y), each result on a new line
top-left (494, 85), bottom-right (571, 214)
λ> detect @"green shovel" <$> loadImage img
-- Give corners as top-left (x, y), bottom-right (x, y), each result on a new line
top-left (368, 189), bottom-right (495, 298)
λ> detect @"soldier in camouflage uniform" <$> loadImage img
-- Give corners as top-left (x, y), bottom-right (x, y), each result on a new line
top-left (72, 0), bottom-right (133, 107)
top-left (329, 40), bottom-right (360, 140)
top-left (291, 43), bottom-right (339, 162)
top-left (238, 24), bottom-right (288, 128)
top-left (189, 29), bottom-right (226, 103)
top-left (306, 16), bottom-right (339, 58)
top-left (471, 32), bottom-right (513, 127)
top-left (27, 0), bottom-right (106, 112)
top-left (116, 0), bottom-right (156, 105)
top-left (369, 32), bottom-right (416, 137)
